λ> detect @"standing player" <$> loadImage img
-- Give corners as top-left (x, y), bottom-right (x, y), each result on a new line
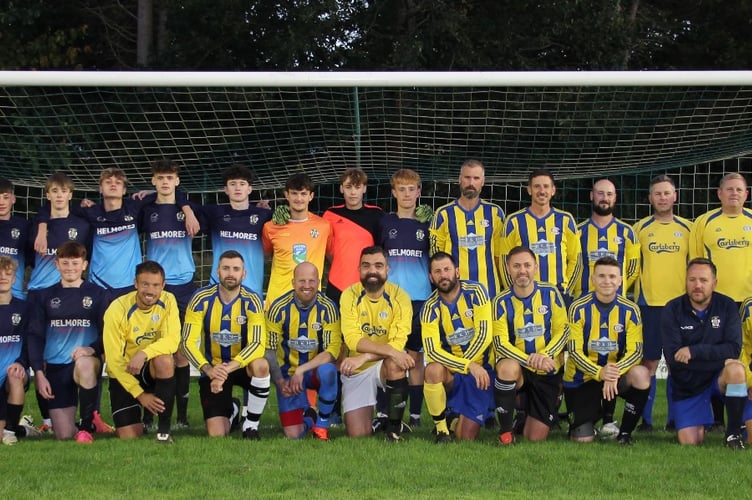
top-left (378, 168), bottom-right (432, 427)
top-left (262, 173), bottom-right (332, 305)
top-left (139, 159), bottom-right (199, 429)
top-left (181, 250), bottom-right (270, 439)
top-left (28, 173), bottom-right (91, 292)
top-left (493, 246), bottom-right (569, 444)
top-left (0, 179), bottom-right (31, 299)
top-left (339, 246), bottom-right (414, 440)
top-left (27, 241), bottom-right (112, 442)
top-left (103, 261), bottom-right (179, 443)
top-left (0, 256), bottom-right (35, 445)
top-left (564, 257), bottom-right (649, 445)
top-left (201, 164), bottom-right (271, 295)
top-left (430, 159), bottom-right (505, 298)
top-left (632, 175), bottom-right (692, 431)
top-left (266, 262), bottom-right (341, 440)
top-left (662, 258), bottom-right (746, 448)
top-left (690, 172), bottom-right (752, 430)
top-left (501, 169), bottom-right (581, 303)
top-left (573, 177), bottom-right (640, 299)
top-left (35, 168), bottom-right (199, 297)
top-left (323, 168), bottom-right (383, 305)
top-left (690, 173), bottom-right (752, 303)
top-left (421, 252), bottom-right (493, 443)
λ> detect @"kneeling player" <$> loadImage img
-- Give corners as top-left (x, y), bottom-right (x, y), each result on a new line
top-left (28, 242), bottom-right (112, 442)
top-left (0, 256), bottom-right (36, 445)
top-left (493, 246), bottom-right (568, 444)
top-left (664, 258), bottom-right (746, 448)
top-left (182, 251), bottom-right (270, 438)
top-left (563, 257), bottom-right (649, 445)
top-left (421, 252), bottom-right (493, 443)
top-left (266, 262), bottom-right (342, 440)
top-left (104, 261), bottom-right (180, 443)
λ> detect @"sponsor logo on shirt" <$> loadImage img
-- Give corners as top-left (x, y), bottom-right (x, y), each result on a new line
top-left (647, 242), bottom-right (681, 254)
top-left (211, 329), bottom-right (241, 347)
top-left (717, 237), bottom-right (749, 249)
top-left (447, 327), bottom-right (474, 346)
top-left (219, 230), bottom-right (258, 240)
top-left (289, 336), bottom-right (319, 353)
top-left (516, 323), bottom-right (544, 340)
top-left (458, 233), bottom-right (485, 250)
top-left (361, 323), bottom-right (387, 337)
top-left (588, 248), bottom-right (616, 261)
top-left (589, 337), bottom-right (618, 355)
top-left (292, 244), bottom-right (307, 264)
top-left (50, 319), bottom-right (91, 327)
top-left (530, 240), bottom-right (556, 256)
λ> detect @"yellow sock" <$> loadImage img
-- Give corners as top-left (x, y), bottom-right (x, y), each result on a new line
top-left (423, 382), bottom-right (448, 433)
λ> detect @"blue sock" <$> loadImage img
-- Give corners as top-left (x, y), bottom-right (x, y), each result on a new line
top-left (641, 375), bottom-right (656, 425)
top-left (315, 364), bottom-right (338, 428)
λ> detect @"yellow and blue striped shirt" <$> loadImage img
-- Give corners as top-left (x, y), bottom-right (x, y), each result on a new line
top-left (563, 293), bottom-right (643, 387)
top-left (266, 289), bottom-right (342, 378)
top-left (492, 282), bottom-right (569, 375)
top-left (182, 284), bottom-right (266, 372)
top-left (430, 199), bottom-right (505, 297)
top-left (501, 207), bottom-right (581, 295)
top-left (574, 217), bottom-right (640, 298)
top-left (421, 280), bottom-right (492, 373)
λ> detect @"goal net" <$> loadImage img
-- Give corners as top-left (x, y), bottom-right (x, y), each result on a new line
top-left (2, 71), bottom-right (751, 288)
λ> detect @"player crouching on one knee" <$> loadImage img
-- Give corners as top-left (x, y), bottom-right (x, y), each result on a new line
top-left (421, 252), bottom-right (494, 443)
top-left (182, 251), bottom-right (271, 439)
top-left (28, 241), bottom-right (113, 442)
top-left (492, 246), bottom-right (569, 445)
top-left (265, 262), bottom-right (342, 441)
top-left (563, 257), bottom-right (650, 445)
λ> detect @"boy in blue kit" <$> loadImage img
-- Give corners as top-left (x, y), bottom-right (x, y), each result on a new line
top-left (0, 179), bottom-right (31, 299)
top-left (27, 241), bottom-right (112, 442)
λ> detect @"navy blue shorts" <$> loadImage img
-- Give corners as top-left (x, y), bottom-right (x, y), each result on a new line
top-left (45, 363), bottom-right (78, 410)
top-left (447, 366), bottom-right (494, 426)
top-left (165, 281), bottom-right (198, 319)
top-left (405, 301), bottom-right (425, 352)
top-left (639, 305), bottom-right (663, 361)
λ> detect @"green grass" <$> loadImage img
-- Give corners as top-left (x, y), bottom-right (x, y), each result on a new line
top-left (4, 380), bottom-right (748, 499)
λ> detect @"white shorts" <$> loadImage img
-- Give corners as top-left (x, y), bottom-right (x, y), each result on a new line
top-left (341, 360), bottom-right (385, 414)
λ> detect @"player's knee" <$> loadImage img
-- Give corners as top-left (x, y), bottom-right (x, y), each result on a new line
top-left (722, 360), bottom-right (746, 384)
top-left (424, 362), bottom-right (446, 383)
top-left (569, 422), bottom-right (595, 442)
top-left (249, 358), bottom-right (269, 377)
top-left (315, 363), bottom-right (337, 386)
top-left (152, 354), bottom-right (175, 378)
top-left (628, 365), bottom-right (651, 389)
top-left (495, 358), bottom-right (521, 380)
top-left (74, 355), bottom-right (98, 375)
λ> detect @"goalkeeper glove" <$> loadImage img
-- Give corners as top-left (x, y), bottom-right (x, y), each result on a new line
top-left (415, 204), bottom-right (433, 223)
top-left (272, 204), bottom-right (291, 225)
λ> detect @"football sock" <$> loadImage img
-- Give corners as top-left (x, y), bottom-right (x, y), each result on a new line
top-left (79, 385), bottom-right (99, 432)
top-left (423, 382), bottom-right (448, 433)
top-left (244, 375), bottom-right (270, 431)
top-left (6, 403), bottom-right (23, 436)
top-left (725, 383), bottom-right (747, 437)
top-left (711, 394), bottom-right (725, 426)
top-left (385, 376), bottom-right (409, 432)
top-left (620, 387), bottom-right (649, 435)
top-left (641, 375), bottom-right (656, 425)
top-left (494, 378), bottom-right (517, 433)
top-left (175, 365), bottom-right (190, 421)
top-left (602, 397), bottom-right (616, 423)
top-left (36, 389), bottom-right (50, 420)
top-left (375, 386), bottom-right (388, 417)
top-left (154, 376), bottom-right (176, 435)
top-left (408, 384), bottom-right (424, 419)
top-left (315, 364), bottom-right (337, 427)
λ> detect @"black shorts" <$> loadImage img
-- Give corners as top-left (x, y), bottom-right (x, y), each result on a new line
top-left (165, 281), bottom-right (198, 319)
top-left (109, 361), bottom-right (156, 428)
top-left (199, 369), bottom-right (251, 420)
top-left (45, 363), bottom-right (78, 410)
top-left (405, 300), bottom-right (425, 352)
top-left (639, 305), bottom-right (663, 361)
top-left (520, 369), bottom-right (562, 428)
top-left (564, 377), bottom-right (631, 428)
